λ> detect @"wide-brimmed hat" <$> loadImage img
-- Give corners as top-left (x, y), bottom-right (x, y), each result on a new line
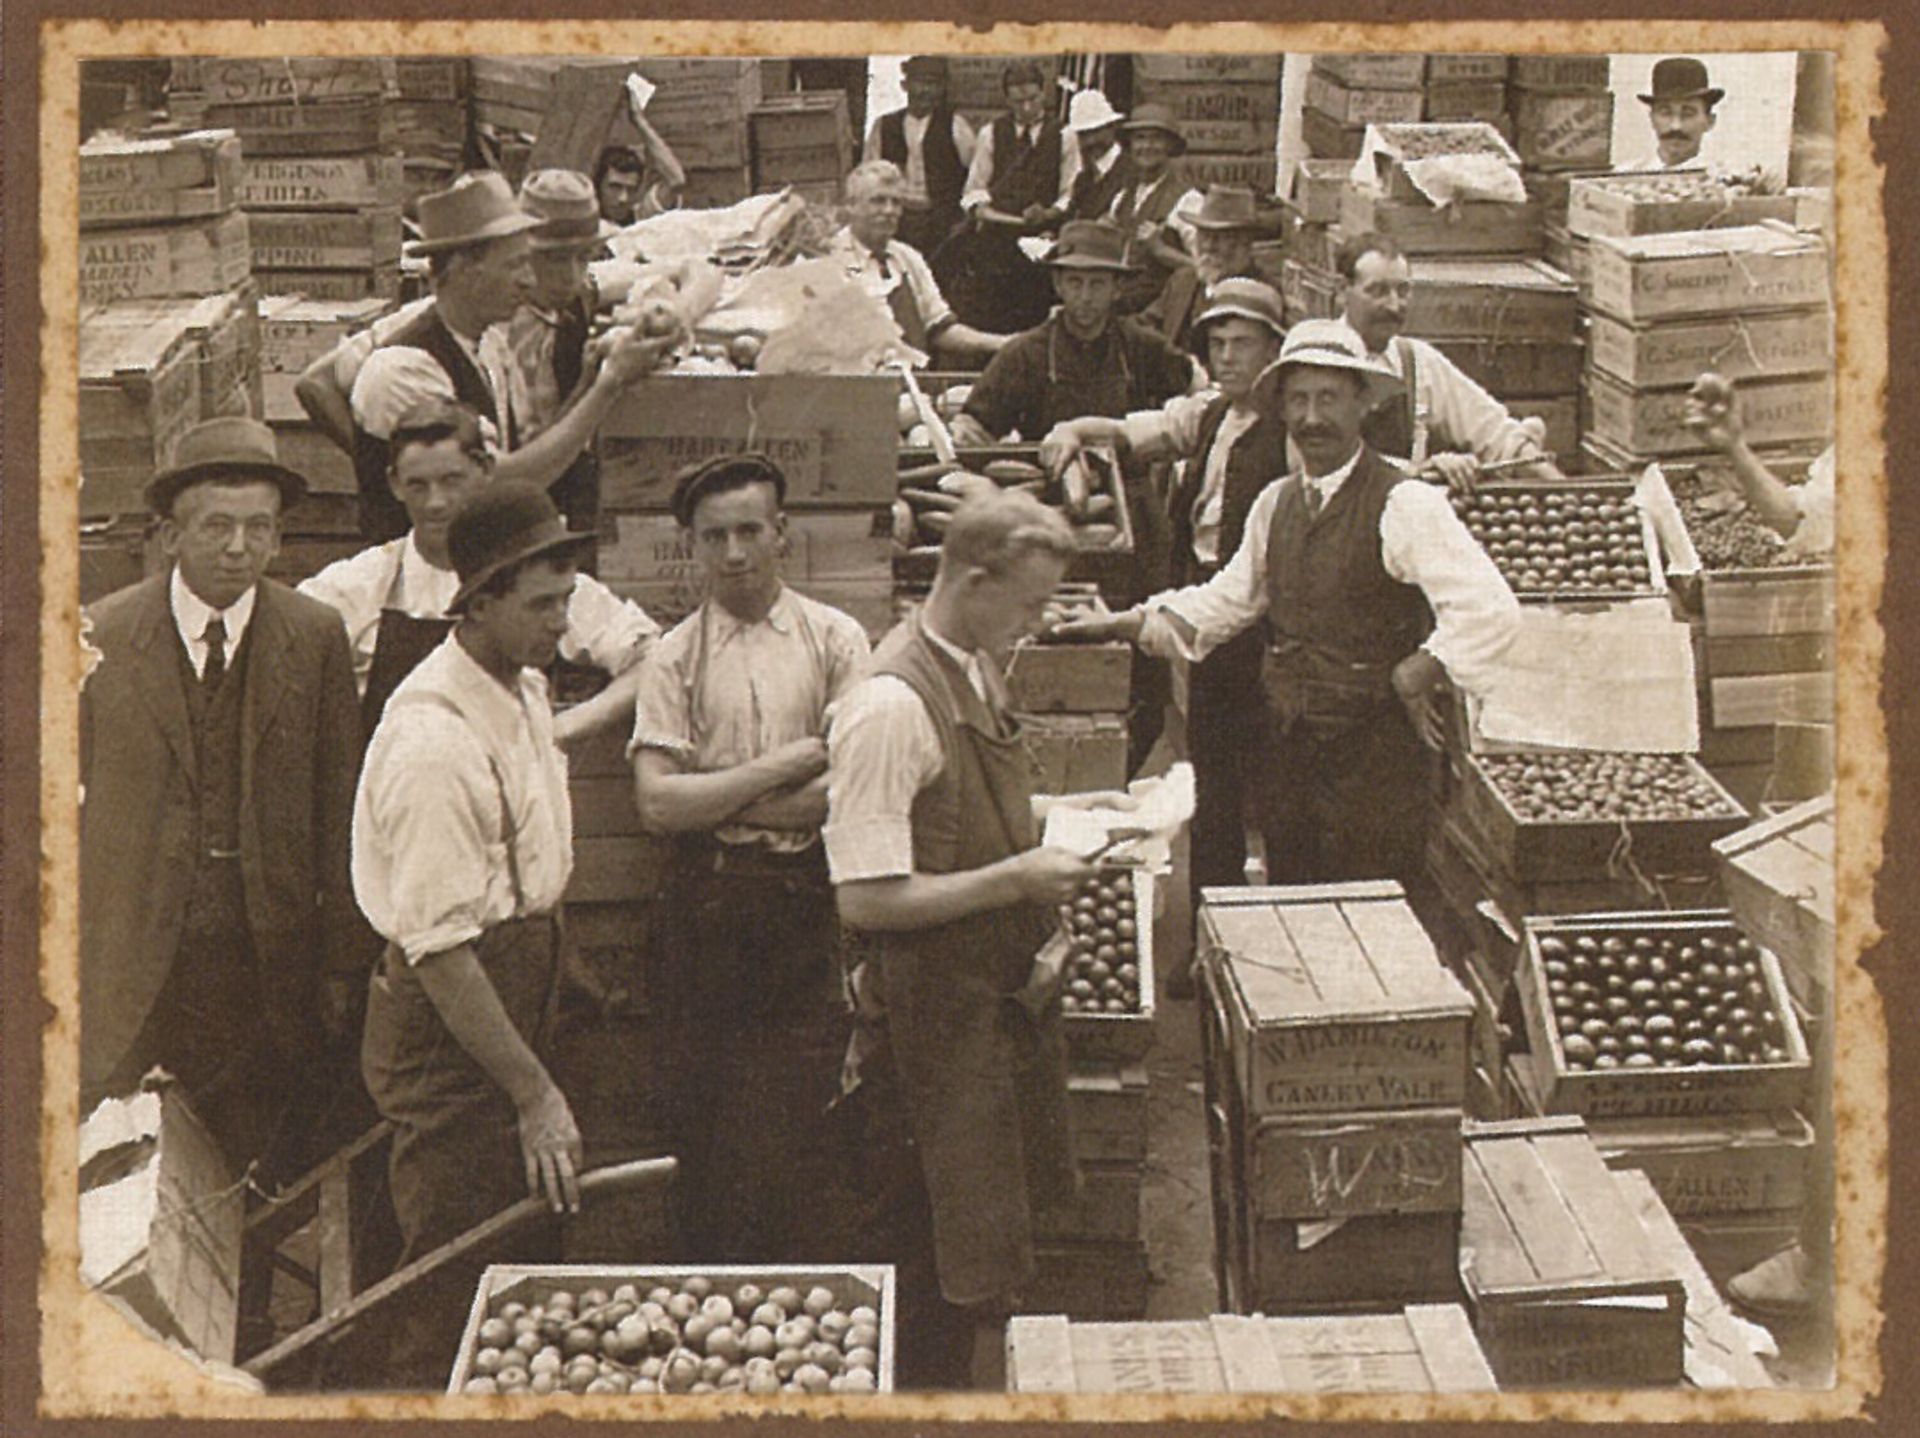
top-left (1066, 89), bottom-right (1125, 134)
top-left (1120, 102), bottom-right (1188, 156)
top-left (519, 169), bottom-right (617, 249)
top-left (669, 451), bottom-right (789, 529)
top-left (446, 481), bottom-right (594, 614)
top-left (1195, 277), bottom-right (1286, 340)
top-left (1187, 183), bottom-right (1265, 233)
top-left (902, 54), bottom-right (950, 80)
top-left (1268, 318), bottom-right (1402, 408)
top-left (1044, 219), bottom-right (1137, 272)
top-left (146, 416), bottom-right (308, 517)
top-left (1638, 57), bottom-right (1724, 107)
top-left (406, 171), bottom-right (541, 257)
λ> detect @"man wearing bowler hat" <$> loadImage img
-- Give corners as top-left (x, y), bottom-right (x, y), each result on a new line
top-left (355, 480), bottom-right (596, 1385)
top-left (1639, 56), bottom-right (1725, 169)
top-left (864, 55), bottom-right (979, 256)
top-left (1106, 102), bottom-right (1202, 315)
top-left (349, 171), bottom-right (679, 543)
top-left (1142, 183), bottom-right (1270, 358)
top-left (79, 418), bottom-right (364, 1182)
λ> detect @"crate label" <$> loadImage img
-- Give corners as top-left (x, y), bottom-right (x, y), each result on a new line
top-left (1260, 1119), bottom-right (1462, 1217)
top-left (238, 155), bottom-right (403, 208)
top-left (1512, 92), bottom-right (1614, 167)
top-left (1251, 1023), bottom-right (1462, 1111)
top-left (196, 57), bottom-right (387, 105)
top-left (1586, 310), bottom-right (1831, 389)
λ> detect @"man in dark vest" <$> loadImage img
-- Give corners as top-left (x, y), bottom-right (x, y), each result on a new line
top-left (1040, 278), bottom-right (1288, 992)
top-left (1051, 319), bottom-right (1520, 888)
top-left (80, 418), bottom-right (364, 1183)
top-left (1142, 184), bottom-right (1268, 360)
top-left (1106, 103), bottom-right (1201, 315)
top-left (350, 172), bottom-right (679, 543)
top-left (1063, 88), bottom-right (1129, 221)
top-left (825, 489), bottom-right (1096, 1388)
top-left (863, 54), bottom-right (977, 257)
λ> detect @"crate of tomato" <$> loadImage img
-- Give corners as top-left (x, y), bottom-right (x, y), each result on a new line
top-left (1449, 477), bottom-right (1664, 602)
top-left (1056, 867), bottom-right (1156, 1062)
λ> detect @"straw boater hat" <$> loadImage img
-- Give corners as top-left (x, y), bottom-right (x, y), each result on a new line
top-left (446, 481), bottom-right (594, 614)
top-left (1043, 219), bottom-right (1138, 271)
top-left (1187, 184), bottom-right (1265, 233)
top-left (519, 169), bottom-right (617, 249)
top-left (1638, 57), bottom-right (1725, 107)
top-left (1119, 102), bottom-right (1188, 156)
top-left (1195, 277), bottom-right (1286, 340)
top-left (1268, 318), bottom-right (1402, 408)
top-left (405, 171), bottom-right (541, 258)
top-left (1066, 89), bottom-right (1125, 134)
top-left (145, 416), bottom-right (308, 517)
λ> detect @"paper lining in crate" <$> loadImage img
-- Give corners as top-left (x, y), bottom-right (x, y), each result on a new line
top-left (1512, 910), bottom-right (1811, 1120)
top-left (1006, 1307), bottom-right (1496, 1394)
top-left (450, 1264), bottom-right (897, 1395)
top-left (80, 128), bottom-right (243, 229)
top-left (1584, 222), bottom-right (1831, 325)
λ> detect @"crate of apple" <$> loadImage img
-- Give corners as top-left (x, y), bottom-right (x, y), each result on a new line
top-left (1059, 868), bottom-right (1156, 1060)
top-left (449, 1266), bottom-right (895, 1395)
top-left (1448, 481), bottom-right (1660, 599)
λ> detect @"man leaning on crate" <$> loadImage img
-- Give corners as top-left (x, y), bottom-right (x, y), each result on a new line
top-left (353, 481), bottom-right (597, 1386)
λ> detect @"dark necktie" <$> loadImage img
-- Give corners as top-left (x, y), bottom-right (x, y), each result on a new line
top-left (202, 616), bottom-right (227, 688)
top-left (1303, 480), bottom-right (1323, 519)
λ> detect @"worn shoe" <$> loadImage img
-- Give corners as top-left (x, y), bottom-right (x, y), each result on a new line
top-left (1726, 1243), bottom-right (1820, 1319)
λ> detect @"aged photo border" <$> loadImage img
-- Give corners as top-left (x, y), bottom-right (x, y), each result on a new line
top-left (5, 6), bottom-right (1911, 1435)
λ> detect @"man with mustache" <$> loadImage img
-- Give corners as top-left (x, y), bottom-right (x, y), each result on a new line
top-left (1142, 184), bottom-right (1268, 359)
top-left (1639, 57), bottom-right (1723, 170)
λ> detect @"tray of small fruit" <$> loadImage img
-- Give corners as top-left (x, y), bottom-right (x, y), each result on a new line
top-left (1449, 478), bottom-right (1664, 601)
top-left (1057, 867), bottom-right (1155, 1061)
top-left (449, 1265), bottom-right (895, 1396)
top-left (1515, 911), bottom-right (1811, 1120)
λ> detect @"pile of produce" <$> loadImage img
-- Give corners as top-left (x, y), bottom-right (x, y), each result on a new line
top-left (1449, 486), bottom-right (1654, 595)
top-left (895, 453), bottom-right (1124, 552)
top-left (1059, 870), bottom-right (1143, 1016)
top-left (1667, 469), bottom-right (1804, 570)
top-left (459, 1277), bottom-right (882, 1396)
top-left (1537, 927), bottom-right (1793, 1072)
top-left (1478, 752), bottom-right (1742, 823)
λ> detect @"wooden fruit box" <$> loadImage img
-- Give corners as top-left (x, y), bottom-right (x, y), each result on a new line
top-left (1280, 258), bottom-right (1343, 325)
top-left (1183, 153), bottom-right (1280, 196)
top-left (1305, 70), bottom-right (1426, 127)
top-left (1708, 670), bottom-right (1834, 730)
top-left (1021, 714), bottom-right (1128, 796)
top-left (1566, 173), bottom-right (1802, 242)
top-left (248, 207), bottom-right (404, 273)
top-left (252, 267), bottom-right (404, 304)
top-left (1584, 370), bottom-right (1833, 460)
top-left (1589, 1108), bottom-right (1814, 1218)
top-left (1234, 1210), bottom-right (1465, 1317)
top-left (1426, 54), bottom-right (1510, 83)
top-left (1311, 53), bottom-right (1429, 91)
top-left (1423, 81), bottom-right (1512, 125)
top-left (1512, 910), bottom-right (1811, 1120)
top-left (1584, 223), bottom-right (1831, 326)
top-left (1712, 795), bottom-right (1835, 1012)
top-left (1449, 476), bottom-right (1665, 602)
top-left (1434, 340), bottom-right (1583, 398)
top-left (1242, 1105), bottom-right (1465, 1221)
top-left (451, 1264), bottom-right (896, 1395)
top-left (1407, 256), bottom-right (1581, 343)
top-left (1061, 868), bottom-right (1156, 1063)
top-left (1006, 630), bottom-right (1131, 714)
top-left (1298, 105), bottom-right (1369, 162)
top-left (80, 129), bottom-right (243, 229)
top-left (1122, 80), bottom-right (1282, 154)
top-left (1459, 1117), bottom-right (1685, 1389)
top-left (1006, 1306), bottom-right (1496, 1394)
top-left (79, 210), bottom-right (252, 306)
top-left (237, 153), bottom-right (407, 211)
top-left (1509, 55), bottom-right (1612, 91)
top-left (1585, 306), bottom-right (1832, 391)
top-left (1700, 566), bottom-right (1836, 638)
top-left (1362, 121), bottom-right (1523, 199)
top-left (192, 56), bottom-right (388, 106)
top-left (1200, 881), bottom-right (1473, 1117)
top-left (203, 95), bottom-right (385, 156)
top-left (1289, 158), bottom-right (1353, 225)
top-left (1066, 1060), bottom-right (1150, 1164)
top-left (1507, 88), bottom-right (1615, 172)
top-left (1456, 750), bottom-right (1746, 883)
top-left (1136, 53), bottom-right (1284, 85)
top-left (1340, 189), bottom-right (1545, 259)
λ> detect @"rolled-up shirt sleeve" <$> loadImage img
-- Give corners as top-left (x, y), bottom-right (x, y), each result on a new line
top-left (961, 125), bottom-right (997, 211)
top-left (1417, 341), bottom-right (1547, 467)
top-left (1380, 479), bottom-right (1521, 697)
top-left (1118, 390), bottom-right (1213, 462)
top-left (351, 346), bottom-right (459, 440)
top-left (1139, 480), bottom-right (1284, 663)
top-left (626, 637), bottom-right (695, 765)
top-left (561, 574), bottom-right (660, 675)
top-left (823, 676), bottom-right (943, 884)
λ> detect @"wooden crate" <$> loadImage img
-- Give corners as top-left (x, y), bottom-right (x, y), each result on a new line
top-left (1034, 1157), bottom-right (1144, 1243)
top-left (251, 267), bottom-right (404, 303)
top-left (203, 95), bottom-right (385, 156)
top-left (80, 128), bottom-right (242, 229)
top-left (1006, 640), bottom-right (1131, 714)
top-left (237, 153), bottom-right (407, 211)
top-left (1242, 1106), bottom-right (1464, 1220)
top-left (1298, 105), bottom-right (1368, 161)
top-left (1339, 190), bottom-right (1544, 259)
top-left (1713, 796), bottom-right (1835, 1011)
top-left (1304, 70), bottom-right (1426, 127)
top-left (1005, 1306), bottom-right (1496, 1393)
top-left (1584, 223), bottom-right (1830, 325)
top-left (79, 210), bottom-right (252, 305)
top-left (1127, 79), bottom-right (1280, 154)
top-left (1280, 258), bottom-right (1343, 324)
top-left (258, 294), bottom-right (396, 421)
top-left (1709, 670), bottom-right (1835, 730)
top-left (1512, 910), bottom-right (1812, 1120)
top-left (1566, 174), bottom-right (1802, 241)
top-left (1135, 53), bottom-right (1284, 85)
top-left (1201, 882), bottom-right (1472, 1117)
top-left (1423, 81), bottom-right (1512, 124)
top-left (1590, 1108), bottom-right (1814, 1218)
top-left (79, 306), bottom-right (205, 517)
top-left (1584, 369), bottom-right (1832, 459)
top-left (1426, 54), bottom-right (1510, 84)
top-left (1700, 566), bottom-right (1835, 639)
top-left (1434, 340), bottom-right (1583, 398)
top-left (248, 207), bottom-right (403, 272)
top-left (1508, 56), bottom-right (1611, 91)
top-left (1183, 153), bottom-right (1280, 196)
top-left (391, 56), bottom-right (470, 102)
top-left (1289, 158), bottom-right (1351, 225)
top-left (1026, 1239), bottom-right (1150, 1321)
top-left (1507, 88), bottom-right (1614, 171)
top-left (1459, 1117), bottom-right (1685, 1388)
top-left (1067, 1060), bottom-right (1149, 1164)
top-left (1235, 1210), bottom-right (1464, 1316)
top-left (192, 56), bottom-right (387, 106)
top-left (1362, 122), bottom-right (1522, 199)
top-left (1407, 256), bottom-right (1580, 342)
top-left (1585, 307), bottom-right (1832, 391)
top-left (1061, 868), bottom-right (1156, 1062)
top-left (1311, 54), bottom-right (1429, 90)
top-left (451, 1264), bottom-right (896, 1394)
top-left (750, 92), bottom-right (851, 188)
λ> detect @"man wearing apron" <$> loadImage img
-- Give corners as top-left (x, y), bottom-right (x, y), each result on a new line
top-left (354, 482), bottom-right (594, 1387)
top-left (301, 398), bottom-right (657, 744)
top-left (628, 454), bottom-right (872, 1265)
top-left (1335, 231), bottom-right (1564, 491)
top-left (825, 490), bottom-right (1097, 1389)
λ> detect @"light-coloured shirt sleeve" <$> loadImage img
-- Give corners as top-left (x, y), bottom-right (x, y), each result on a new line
top-left (560, 574), bottom-right (659, 675)
top-left (897, 241), bottom-right (956, 335)
top-left (1787, 445), bottom-right (1836, 557)
top-left (862, 119), bottom-right (884, 165)
top-left (1410, 338), bottom-right (1547, 467)
top-left (1139, 480), bottom-right (1285, 663)
top-left (961, 123), bottom-right (998, 212)
top-left (1379, 479), bottom-right (1521, 697)
top-left (952, 112), bottom-right (979, 169)
top-left (1117, 389), bottom-right (1215, 462)
top-left (1164, 186), bottom-right (1205, 250)
top-left (297, 540), bottom-right (405, 695)
top-left (823, 675), bottom-right (944, 884)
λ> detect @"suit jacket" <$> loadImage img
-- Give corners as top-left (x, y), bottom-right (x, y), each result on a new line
top-left (80, 573), bottom-right (364, 1091)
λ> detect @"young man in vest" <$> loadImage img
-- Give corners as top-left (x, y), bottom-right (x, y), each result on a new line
top-left (1051, 320), bottom-right (1519, 889)
top-left (1040, 278), bottom-right (1288, 993)
top-left (825, 490), bottom-right (1098, 1388)
top-left (629, 454), bottom-right (872, 1266)
top-left (1142, 184), bottom-right (1268, 359)
top-left (349, 172), bottom-right (679, 542)
top-left (1639, 56), bottom-right (1724, 170)
top-left (1106, 102), bottom-right (1202, 315)
top-left (1062, 88), bottom-right (1129, 222)
top-left (863, 54), bottom-right (977, 257)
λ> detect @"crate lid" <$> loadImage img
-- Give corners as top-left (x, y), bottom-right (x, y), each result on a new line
top-left (1410, 256), bottom-right (1577, 293)
top-left (80, 127), bottom-right (239, 158)
top-left (1596, 220), bottom-right (1823, 260)
top-left (80, 306), bottom-right (204, 379)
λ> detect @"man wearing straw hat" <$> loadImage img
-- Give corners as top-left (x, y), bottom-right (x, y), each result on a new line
top-left (80, 418), bottom-right (364, 1183)
top-left (1052, 320), bottom-right (1519, 890)
top-left (863, 54), bottom-right (978, 257)
top-left (1106, 101), bottom-right (1202, 315)
top-left (1062, 87), bottom-right (1130, 222)
top-left (349, 171), bottom-right (679, 543)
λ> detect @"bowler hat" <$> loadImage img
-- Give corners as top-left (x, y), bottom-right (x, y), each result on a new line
top-left (1195, 277), bottom-right (1286, 340)
top-left (1120, 102), bottom-right (1189, 156)
top-left (1187, 184), bottom-right (1264, 232)
top-left (670, 451), bottom-right (789, 529)
top-left (1638, 57), bottom-right (1725, 107)
top-left (1066, 89), bottom-right (1125, 133)
top-left (1268, 318), bottom-right (1402, 409)
top-left (446, 481), bottom-right (594, 614)
top-left (1044, 219), bottom-right (1138, 272)
top-left (406, 171), bottom-right (541, 258)
top-left (145, 416), bottom-right (307, 517)
top-left (902, 54), bottom-right (950, 80)
top-left (520, 169), bottom-right (617, 249)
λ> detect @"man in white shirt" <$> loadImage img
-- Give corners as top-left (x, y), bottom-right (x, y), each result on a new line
top-left (863, 55), bottom-right (978, 256)
top-left (1052, 320), bottom-right (1520, 887)
top-left (355, 480), bottom-right (596, 1384)
top-left (1639, 57), bottom-right (1723, 170)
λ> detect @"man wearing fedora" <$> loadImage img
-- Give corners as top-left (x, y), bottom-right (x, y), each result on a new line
top-left (1142, 184), bottom-right (1270, 358)
top-left (80, 417), bottom-right (365, 1182)
top-left (1062, 88), bottom-right (1129, 222)
top-left (1639, 56), bottom-right (1724, 170)
top-left (1106, 103), bottom-right (1202, 315)
top-left (863, 55), bottom-right (978, 258)
top-left (350, 171), bottom-right (678, 544)
top-left (1052, 320), bottom-right (1519, 890)
top-left (354, 480), bottom-right (597, 1384)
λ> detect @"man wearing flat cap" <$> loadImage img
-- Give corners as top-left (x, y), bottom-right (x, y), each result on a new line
top-left (628, 454), bottom-right (871, 1265)
top-left (80, 418), bottom-right (364, 1182)
top-left (1640, 56), bottom-right (1725, 169)
top-left (864, 55), bottom-right (978, 257)
top-left (349, 171), bottom-right (678, 543)
top-left (354, 480), bottom-right (596, 1384)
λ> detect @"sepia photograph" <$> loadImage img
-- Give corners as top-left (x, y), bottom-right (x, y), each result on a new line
top-left (12, 12), bottom-right (1899, 1432)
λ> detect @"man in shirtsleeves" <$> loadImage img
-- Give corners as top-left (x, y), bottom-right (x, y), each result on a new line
top-left (628, 454), bottom-right (872, 1264)
top-left (862, 55), bottom-right (978, 257)
top-left (1105, 103), bottom-right (1202, 316)
top-left (354, 482), bottom-right (596, 1385)
top-left (1052, 320), bottom-right (1520, 889)
top-left (825, 491), bottom-right (1101, 1389)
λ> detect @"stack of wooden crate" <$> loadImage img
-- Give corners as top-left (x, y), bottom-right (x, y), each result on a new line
top-left (385, 56), bottom-right (470, 207)
top-left (750, 91), bottom-right (853, 210)
top-left (1301, 54), bottom-right (1511, 163)
top-left (1008, 600), bottom-right (1131, 799)
top-left (1133, 53), bottom-right (1282, 197)
top-left (1198, 882), bottom-right (1475, 1316)
top-left (635, 57), bottom-right (766, 210)
top-left (1506, 54), bottom-right (1614, 218)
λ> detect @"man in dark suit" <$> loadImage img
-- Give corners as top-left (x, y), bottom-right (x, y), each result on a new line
top-left (80, 417), bottom-right (365, 1181)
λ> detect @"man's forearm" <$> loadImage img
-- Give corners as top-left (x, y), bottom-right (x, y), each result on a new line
top-left (836, 859), bottom-right (1032, 932)
top-left (494, 371), bottom-right (631, 490)
top-left (735, 773), bottom-right (829, 831)
top-left (554, 666), bottom-right (644, 748)
top-left (634, 751), bottom-right (806, 834)
top-left (414, 943), bottom-right (558, 1109)
top-left (1725, 440), bottom-right (1804, 539)
top-left (931, 323), bottom-right (1007, 363)
top-left (295, 360), bottom-right (358, 454)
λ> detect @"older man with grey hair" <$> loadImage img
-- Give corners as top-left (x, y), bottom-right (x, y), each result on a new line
top-left (828, 159), bottom-right (1010, 364)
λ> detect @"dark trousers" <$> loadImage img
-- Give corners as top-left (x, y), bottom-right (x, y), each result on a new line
top-left (1256, 704), bottom-right (1435, 888)
top-left (1186, 645), bottom-right (1266, 913)
top-left (897, 205), bottom-right (959, 264)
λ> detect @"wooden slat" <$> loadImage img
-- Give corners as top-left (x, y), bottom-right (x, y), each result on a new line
top-left (1729, 841), bottom-right (1835, 929)
top-left (1403, 1303), bottom-right (1499, 1391)
top-left (1470, 1133), bottom-right (1601, 1288)
top-left (1006, 1315), bottom-right (1076, 1393)
top-left (1212, 905), bottom-right (1323, 1014)
top-left (316, 1169), bottom-right (353, 1315)
top-left (1711, 671), bottom-right (1835, 728)
top-left (1338, 898), bottom-right (1466, 1009)
top-left (1276, 902), bottom-right (1384, 1010)
top-left (1459, 1147), bottom-right (1526, 1289)
top-left (1529, 1130), bottom-right (1672, 1289)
